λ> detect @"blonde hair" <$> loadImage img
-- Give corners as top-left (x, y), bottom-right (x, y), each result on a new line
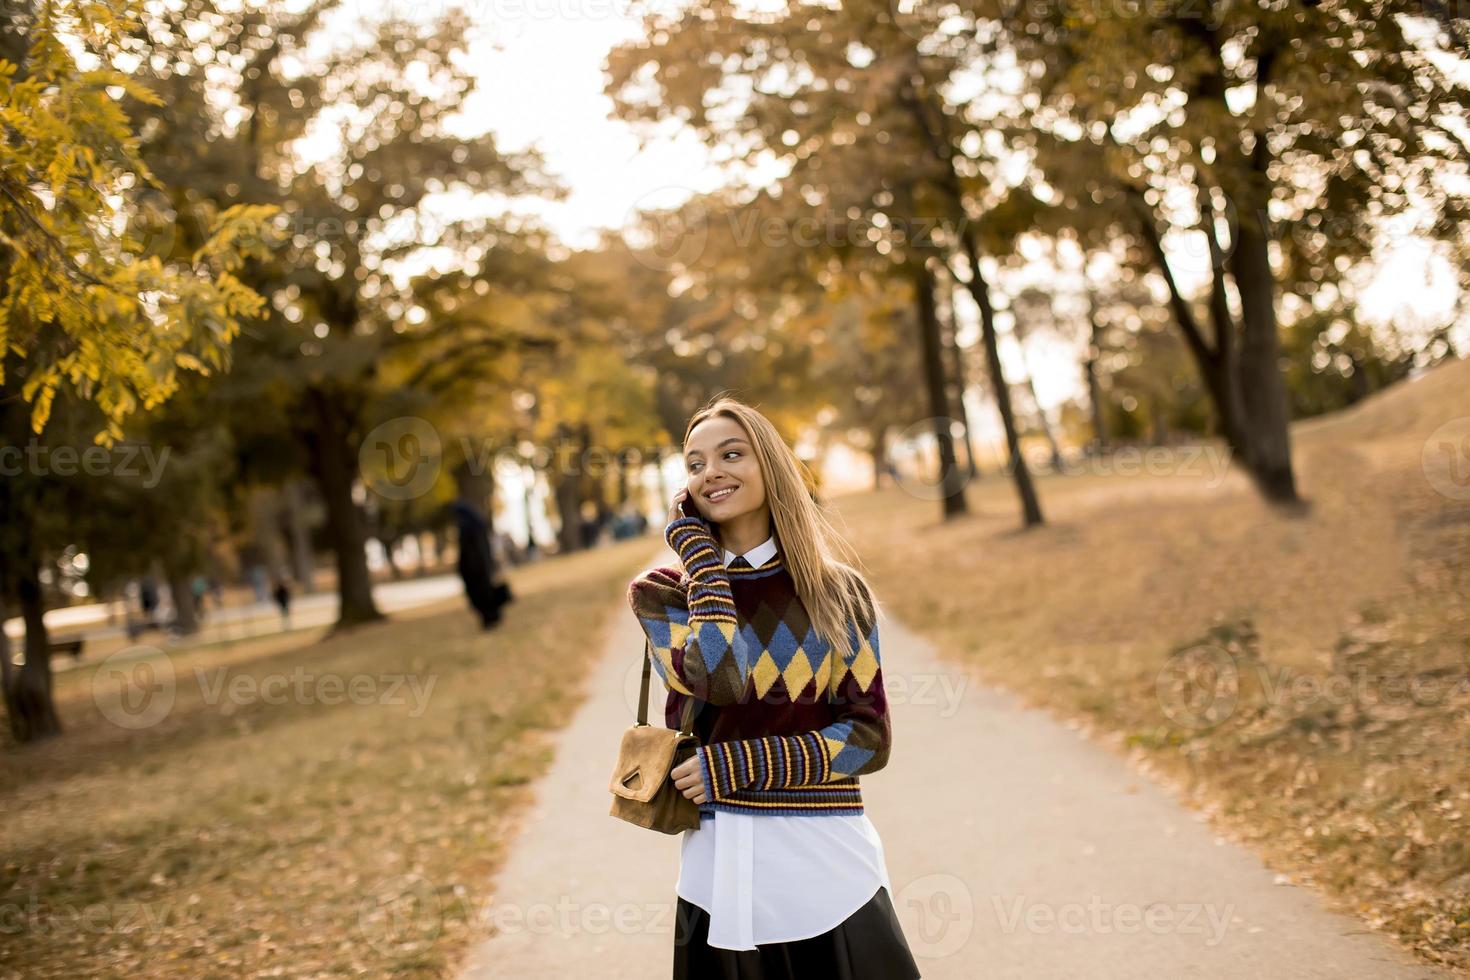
top-left (682, 394), bottom-right (881, 667)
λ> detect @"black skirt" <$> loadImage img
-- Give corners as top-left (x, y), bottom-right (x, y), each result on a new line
top-left (672, 885), bottom-right (923, 980)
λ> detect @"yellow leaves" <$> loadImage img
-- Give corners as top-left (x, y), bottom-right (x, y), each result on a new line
top-left (193, 204), bottom-right (282, 273)
top-left (1, 9), bottom-right (277, 443)
top-left (94, 68), bottom-right (164, 108)
top-left (21, 373), bottom-right (58, 435)
top-left (44, 144), bottom-right (81, 198)
top-left (213, 270), bottom-right (268, 321)
top-left (175, 353), bottom-right (211, 375)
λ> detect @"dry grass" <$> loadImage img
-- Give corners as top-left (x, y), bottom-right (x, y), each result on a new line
top-left (0, 536), bottom-right (659, 979)
top-left (831, 356), bottom-right (1470, 974)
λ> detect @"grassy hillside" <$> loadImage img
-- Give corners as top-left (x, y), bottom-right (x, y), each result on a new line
top-left (834, 356), bottom-right (1470, 973)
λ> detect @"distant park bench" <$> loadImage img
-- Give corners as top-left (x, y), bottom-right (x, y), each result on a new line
top-left (48, 637), bottom-right (86, 661)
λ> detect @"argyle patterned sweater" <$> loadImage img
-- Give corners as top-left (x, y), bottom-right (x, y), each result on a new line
top-left (626, 515), bottom-right (891, 817)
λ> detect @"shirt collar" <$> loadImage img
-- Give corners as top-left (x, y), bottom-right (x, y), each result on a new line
top-left (723, 533), bottom-right (778, 569)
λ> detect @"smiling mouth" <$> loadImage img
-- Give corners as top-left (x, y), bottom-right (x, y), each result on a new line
top-left (705, 485), bottom-right (739, 502)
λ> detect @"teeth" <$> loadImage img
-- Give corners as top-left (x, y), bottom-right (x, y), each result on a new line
top-left (707, 486), bottom-right (736, 500)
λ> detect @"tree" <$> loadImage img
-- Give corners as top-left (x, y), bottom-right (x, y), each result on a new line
top-left (1007, 0), bottom-right (1470, 502)
top-left (812, 272), bottom-right (929, 489)
top-left (126, 1), bottom-right (562, 626)
top-left (0, 0), bottom-right (273, 741)
top-left (606, 0), bottom-right (1064, 524)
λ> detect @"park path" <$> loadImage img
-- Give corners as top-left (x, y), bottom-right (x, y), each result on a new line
top-left (457, 543), bottom-right (1449, 979)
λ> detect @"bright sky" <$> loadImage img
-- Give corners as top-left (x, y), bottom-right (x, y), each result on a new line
top-left (449, 0), bottom-right (731, 246)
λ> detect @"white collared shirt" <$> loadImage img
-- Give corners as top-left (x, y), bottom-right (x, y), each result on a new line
top-left (673, 533), bottom-right (894, 950)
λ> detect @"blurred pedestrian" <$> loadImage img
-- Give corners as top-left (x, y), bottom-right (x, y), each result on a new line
top-left (272, 579), bottom-right (292, 629)
top-left (451, 498), bottom-right (511, 630)
top-left (139, 575), bottom-right (159, 629)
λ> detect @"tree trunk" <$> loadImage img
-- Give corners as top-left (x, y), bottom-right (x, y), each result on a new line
top-left (0, 591), bottom-right (11, 694)
top-left (0, 412), bottom-right (62, 741)
top-left (615, 452), bottom-right (630, 507)
top-left (166, 570), bottom-right (200, 635)
top-left (897, 84), bottom-right (1037, 524)
top-left (1208, 37), bottom-right (1298, 503)
top-left (957, 233), bottom-right (1044, 526)
top-left (304, 388), bottom-right (383, 628)
top-left (912, 261), bottom-right (969, 518)
top-left (1344, 348), bottom-right (1370, 404)
top-left (1130, 190), bottom-right (1252, 466)
top-left (552, 425), bottom-right (583, 554)
top-left (5, 554), bottom-right (61, 742)
top-left (870, 422), bottom-right (890, 491)
top-left (1228, 197), bottom-right (1299, 503)
top-left (939, 272), bottom-right (980, 479)
top-left (248, 485), bottom-right (288, 584)
top-left (1083, 288), bottom-right (1110, 453)
top-left (1149, 397), bottom-right (1171, 446)
top-left (555, 475), bottom-right (581, 553)
top-left (585, 423), bottom-right (610, 536)
top-left (1198, 186), bottom-right (1250, 458)
top-left (283, 479), bottom-right (316, 591)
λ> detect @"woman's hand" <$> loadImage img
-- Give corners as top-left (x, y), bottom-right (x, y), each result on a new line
top-left (667, 488), bottom-right (700, 525)
top-left (671, 754), bottom-right (708, 804)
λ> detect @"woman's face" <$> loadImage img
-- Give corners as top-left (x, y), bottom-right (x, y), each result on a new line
top-left (683, 416), bottom-right (766, 523)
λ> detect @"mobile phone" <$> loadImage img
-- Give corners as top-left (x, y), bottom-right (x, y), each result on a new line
top-left (678, 491), bottom-right (702, 520)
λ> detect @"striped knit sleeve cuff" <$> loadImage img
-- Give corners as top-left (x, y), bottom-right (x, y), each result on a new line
top-left (665, 516), bottom-right (737, 621)
top-left (696, 732), bottom-right (832, 799)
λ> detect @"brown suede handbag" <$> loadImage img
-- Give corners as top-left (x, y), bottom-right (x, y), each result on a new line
top-left (608, 639), bottom-right (702, 834)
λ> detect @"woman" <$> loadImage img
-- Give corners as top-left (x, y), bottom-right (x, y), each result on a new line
top-left (627, 396), bottom-right (922, 979)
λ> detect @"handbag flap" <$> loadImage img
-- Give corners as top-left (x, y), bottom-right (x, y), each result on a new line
top-left (609, 725), bottom-right (695, 802)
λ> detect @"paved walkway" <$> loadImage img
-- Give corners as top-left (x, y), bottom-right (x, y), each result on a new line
top-left (457, 546), bottom-right (1448, 979)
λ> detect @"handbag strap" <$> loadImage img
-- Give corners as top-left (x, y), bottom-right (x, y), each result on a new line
top-left (638, 638), bottom-right (697, 735)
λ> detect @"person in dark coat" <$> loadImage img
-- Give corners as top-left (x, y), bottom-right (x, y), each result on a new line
top-left (271, 579), bottom-right (292, 628)
top-left (451, 498), bottom-right (511, 630)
